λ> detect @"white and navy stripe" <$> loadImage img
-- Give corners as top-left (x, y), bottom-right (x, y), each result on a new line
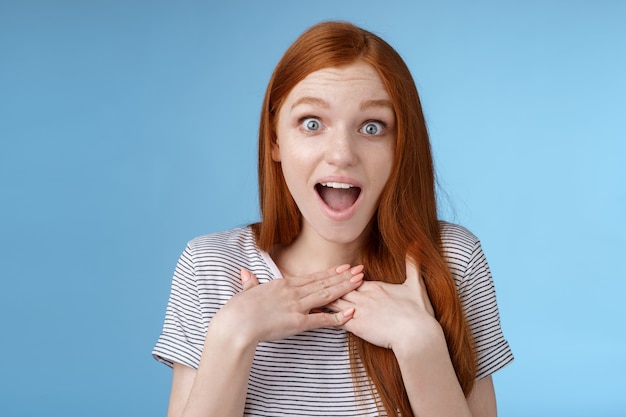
top-left (153, 222), bottom-right (513, 416)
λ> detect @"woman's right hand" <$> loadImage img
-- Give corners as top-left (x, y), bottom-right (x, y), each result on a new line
top-left (174, 267), bottom-right (363, 417)
top-left (208, 265), bottom-right (364, 346)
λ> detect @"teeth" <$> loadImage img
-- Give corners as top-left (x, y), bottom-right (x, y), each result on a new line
top-left (321, 182), bottom-right (354, 189)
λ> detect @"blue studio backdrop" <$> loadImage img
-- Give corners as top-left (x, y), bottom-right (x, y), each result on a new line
top-left (1, 1), bottom-right (624, 416)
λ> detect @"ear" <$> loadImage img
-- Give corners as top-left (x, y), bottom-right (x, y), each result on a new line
top-left (271, 138), bottom-right (281, 162)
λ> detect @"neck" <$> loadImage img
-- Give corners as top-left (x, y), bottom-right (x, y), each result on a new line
top-left (272, 227), bottom-right (364, 278)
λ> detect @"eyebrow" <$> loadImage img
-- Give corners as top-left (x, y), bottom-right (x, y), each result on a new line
top-left (360, 99), bottom-right (394, 111)
top-left (291, 97), bottom-right (330, 110)
top-left (290, 97), bottom-right (394, 112)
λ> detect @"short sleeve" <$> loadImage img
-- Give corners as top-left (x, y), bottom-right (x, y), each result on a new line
top-left (461, 239), bottom-right (514, 379)
top-left (152, 245), bottom-right (205, 369)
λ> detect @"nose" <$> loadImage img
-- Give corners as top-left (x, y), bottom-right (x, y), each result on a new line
top-left (324, 126), bottom-right (357, 168)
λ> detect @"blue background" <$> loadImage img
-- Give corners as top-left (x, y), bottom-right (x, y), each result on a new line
top-left (1, 1), bottom-right (624, 415)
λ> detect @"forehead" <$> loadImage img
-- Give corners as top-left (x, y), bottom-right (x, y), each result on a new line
top-left (285, 62), bottom-right (391, 101)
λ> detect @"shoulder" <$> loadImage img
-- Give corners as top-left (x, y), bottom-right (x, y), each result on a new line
top-left (186, 226), bottom-right (257, 256)
top-left (184, 226), bottom-right (275, 283)
top-left (181, 227), bottom-right (258, 274)
top-left (438, 221), bottom-right (485, 286)
top-left (439, 221), bottom-right (479, 247)
top-left (439, 221), bottom-right (480, 263)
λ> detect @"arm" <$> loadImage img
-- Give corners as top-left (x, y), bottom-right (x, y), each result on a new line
top-left (393, 323), bottom-right (471, 416)
top-left (176, 319), bottom-right (258, 417)
top-left (467, 376), bottom-right (497, 416)
top-left (167, 363), bottom-right (196, 417)
top-left (165, 326), bottom-right (261, 417)
top-left (393, 323), bottom-right (497, 416)
top-left (167, 265), bottom-right (364, 417)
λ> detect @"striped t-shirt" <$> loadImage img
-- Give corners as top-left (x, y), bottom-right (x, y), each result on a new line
top-left (153, 222), bottom-right (513, 416)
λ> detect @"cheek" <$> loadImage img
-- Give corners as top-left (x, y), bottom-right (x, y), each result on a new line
top-left (277, 150), bottom-right (302, 181)
top-left (277, 142), bottom-right (311, 171)
top-left (280, 157), bottom-right (306, 189)
top-left (373, 148), bottom-right (394, 184)
top-left (278, 149), bottom-right (317, 201)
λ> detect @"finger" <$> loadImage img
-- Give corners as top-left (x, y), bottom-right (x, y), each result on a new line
top-left (240, 268), bottom-right (260, 291)
top-left (325, 298), bottom-right (354, 313)
top-left (299, 265), bottom-right (363, 295)
top-left (290, 264), bottom-right (353, 287)
top-left (298, 266), bottom-right (364, 310)
top-left (303, 308), bottom-right (355, 330)
top-left (334, 283), bottom-right (363, 303)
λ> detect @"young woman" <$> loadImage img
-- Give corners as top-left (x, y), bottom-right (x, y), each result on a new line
top-left (153, 21), bottom-right (513, 417)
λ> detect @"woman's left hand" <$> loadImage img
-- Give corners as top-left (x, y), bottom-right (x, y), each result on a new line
top-left (326, 256), bottom-right (440, 353)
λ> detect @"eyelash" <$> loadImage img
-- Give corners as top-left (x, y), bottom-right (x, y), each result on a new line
top-left (299, 116), bottom-right (322, 131)
top-left (298, 116), bottom-right (388, 135)
top-left (360, 120), bottom-right (387, 135)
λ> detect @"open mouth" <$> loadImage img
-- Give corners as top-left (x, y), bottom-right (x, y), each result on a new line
top-left (315, 182), bottom-right (361, 211)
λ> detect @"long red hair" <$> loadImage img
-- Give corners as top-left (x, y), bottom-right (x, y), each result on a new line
top-left (252, 21), bottom-right (476, 415)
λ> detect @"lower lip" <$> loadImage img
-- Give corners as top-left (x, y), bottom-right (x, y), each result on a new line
top-left (315, 189), bottom-right (363, 221)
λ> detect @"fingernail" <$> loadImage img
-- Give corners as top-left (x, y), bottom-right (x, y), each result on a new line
top-left (336, 264), bottom-right (350, 273)
top-left (241, 268), bottom-right (250, 283)
top-left (342, 307), bottom-right (355, 317)
top-left (349, 273), bottom-right (364, 283)
top-left (350, 265), bottom-right (364, 274)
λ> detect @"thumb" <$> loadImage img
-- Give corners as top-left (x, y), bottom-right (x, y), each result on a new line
top-left (405, 255), bottom-right (436, 317)
top-left (240, 268), bottom-right (260, 291)
top-left (404, 255), bottom-right (420, 288)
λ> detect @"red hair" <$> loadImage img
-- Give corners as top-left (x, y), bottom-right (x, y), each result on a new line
top-left (252, 21), bottom-right (476, 415)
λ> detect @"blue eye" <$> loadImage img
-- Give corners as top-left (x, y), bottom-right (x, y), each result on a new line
top-left (302, 118), bottom-right (321, 131)
top-left (361, 121), bottom-right (384, 135)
